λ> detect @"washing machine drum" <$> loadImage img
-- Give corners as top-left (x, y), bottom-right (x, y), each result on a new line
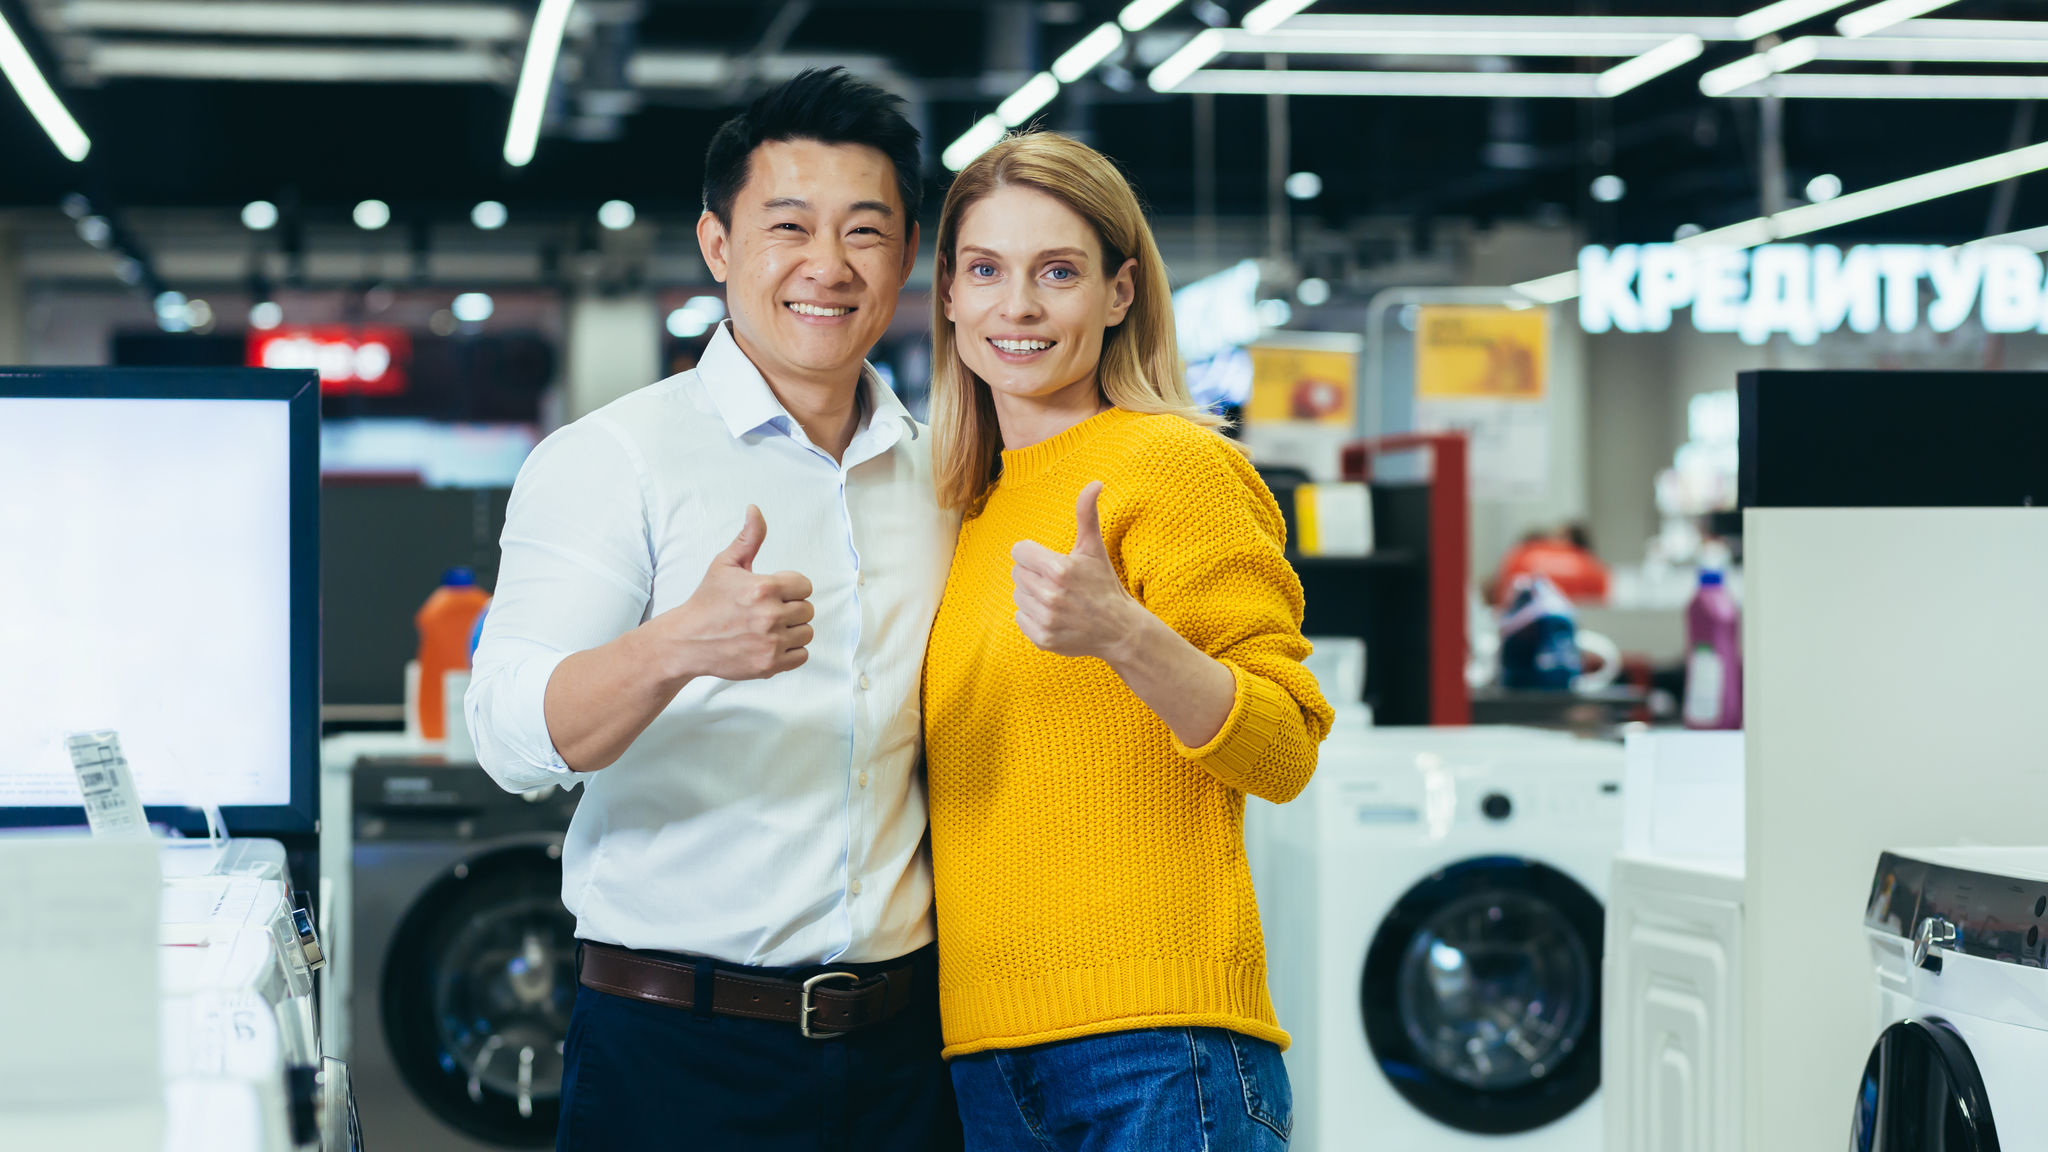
top-left (383, 846), bottom-right (578, 1147)
top-left (1849, 1019), bottom-right (2001, 1151)
top-left (1361, 856), bottom-right (1604, 1135)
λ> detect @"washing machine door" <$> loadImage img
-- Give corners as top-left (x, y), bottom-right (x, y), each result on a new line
top-left (382, 845), bottom-right (578, 1147)
top-left (1360, 855), bottom-right (1604, 1135)
top-left (1849, 1018), bottom-right (2001, 1152)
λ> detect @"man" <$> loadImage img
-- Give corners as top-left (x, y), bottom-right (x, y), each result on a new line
top-left (467, 69), bottom-right (960, 1151)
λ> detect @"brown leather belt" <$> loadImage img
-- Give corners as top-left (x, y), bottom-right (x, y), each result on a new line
top-left (577, 941), bottom-right (917, 1039)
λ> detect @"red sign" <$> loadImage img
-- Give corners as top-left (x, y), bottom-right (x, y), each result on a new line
top-left (249, 327), bottom-right (412, 396)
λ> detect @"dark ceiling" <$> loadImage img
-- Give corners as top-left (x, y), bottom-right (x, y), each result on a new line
top-left (3, 0), bottom-right (2045, 247)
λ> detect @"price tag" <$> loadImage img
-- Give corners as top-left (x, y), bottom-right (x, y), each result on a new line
top-left (65, 730), bottom-right (151, 839)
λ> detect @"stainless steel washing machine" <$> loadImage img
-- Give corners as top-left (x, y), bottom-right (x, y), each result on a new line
top-left (350, 757), bottom-right (580, 1150)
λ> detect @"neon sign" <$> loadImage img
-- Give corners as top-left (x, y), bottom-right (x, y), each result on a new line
top-left (1576, 243), bottom-right (2047, 344)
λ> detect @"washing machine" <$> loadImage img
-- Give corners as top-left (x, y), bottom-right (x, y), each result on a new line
top-left (1853, 846), bottom-right (2048, 1151)
top-left (1252, 723), bottom-right (1625, 1151)
top-left (349, 757), bottom-right (581, 1150)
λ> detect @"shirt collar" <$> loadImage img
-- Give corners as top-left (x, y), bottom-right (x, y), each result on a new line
top-left (699, 321), bottom-right (919, 444)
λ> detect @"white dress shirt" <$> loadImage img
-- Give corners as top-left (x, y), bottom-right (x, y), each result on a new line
top-left (466, 323), bottom-right (956, 966)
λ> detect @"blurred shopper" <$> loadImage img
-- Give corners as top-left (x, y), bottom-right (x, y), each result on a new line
top-left (1491, 520), bottom-right (1612, 605)
top-left (922, 132), bottom-right (1333, 1151)
top-left (466, 69), bottom-right (962, 1152)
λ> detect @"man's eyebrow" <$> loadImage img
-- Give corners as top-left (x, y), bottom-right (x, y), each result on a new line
top-left (760, 197), bottom-right (895, 219)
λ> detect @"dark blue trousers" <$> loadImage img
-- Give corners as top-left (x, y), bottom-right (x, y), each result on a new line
top-left (557, 942), bottom-right (963, 1152)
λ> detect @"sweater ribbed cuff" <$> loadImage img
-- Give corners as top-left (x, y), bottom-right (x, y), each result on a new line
top-left (1174, 663), bottom-right (1294, 793)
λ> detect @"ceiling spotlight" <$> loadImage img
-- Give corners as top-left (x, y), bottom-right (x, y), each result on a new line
top-left (598, 200), bottom-right (636, 230)
top-left (667, 294), bottom-right (728, 339)
top-left (452, 292), bottom-right (495, 323)
top-left (1296, 277), bottom-right (1332, 306)
top-left (241, 200), bottom-right (279, 231)
top-left (76, 215), bottom-right (112, 248)
top-left (472, 200), bottom-right (508, 230)
top-left (353, 200), bottom-right (391, 230)
top-left (115, 258), bottom-right (144, 286)
top-left (60, 193), bottom-right (90, 219)
top-left (1256, 298), bottom-right (1294, 328)
top-left (1591, 174), bottom-right (1627, 202)
top-left (154, 291), bottom-right (189, 333)
top-left (249, 301), bottom-right (283, 330)
top-left (1805, 173), bottom-right (1843, 202)
top-left (1285, 171), bottom-right (1323, 200)
top-left (184, 299), bottom-right (214, 331)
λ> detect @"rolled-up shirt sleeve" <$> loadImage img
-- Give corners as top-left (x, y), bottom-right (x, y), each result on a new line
top-left (466, 416), bottom-right (654, 793)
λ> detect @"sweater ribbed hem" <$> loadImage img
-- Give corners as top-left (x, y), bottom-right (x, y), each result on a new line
top-left (1175, 663), bottom-right (1295, 792)
top-left (997, 407), bottom-right (1141, 488)
top-left (939, 958), bottom-right (1286, 1059)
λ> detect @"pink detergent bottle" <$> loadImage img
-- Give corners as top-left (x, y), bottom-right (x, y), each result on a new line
top-left (1682, 570), bottom-right (1742, 730)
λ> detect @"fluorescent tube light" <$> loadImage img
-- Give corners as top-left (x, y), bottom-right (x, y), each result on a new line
top-left (1512, 270), bottom-right (1581, 305)
top-left (942, 114), bottom-right (1006, 172)
top-left (1229, 29), bottom-right (1689, 57)
top-left (1052, 23), bottom-right (1124, 83)
top-left (1595, 34), bottom-right (1704, 97)
top-left (1164, 70), bottom-right (1603, 98)
top-left (1723, 73), bottom-right (2048, 98)
top-left (503, 0), bottom-right (575, 167)
top-left (1878, 19), bottom-right (2048, 39)
top-left (996, 71), bottom-right (1059, 126)
top-left (1244, 0), bottom-right (1316, 34)
top-left (1118, 0), bottom-right (1182, 33)
top-left (1837, 0), bottom-right (1959, 39)
top-left (87, 42), bottom-right (499, 82)
top-left (1148, 28), bottom-right (1224, 92)
top-left (1734, 0), bottom-right (1856, 41)
top-left (1523, 138), bottom-right (2048, 301)
top-left (1698, 38), bottom-right (1817, 95)
top-left (0, 8), bottom-right (90, 161)
top-left (60, 2), bottom-right (530, 41)
top-left (1785, 35), bottom-right (2048, 62)
top-left (1970, 224), bottom-right (2048, 253)
top-left (1279, 14), bottom-right (1745, 39)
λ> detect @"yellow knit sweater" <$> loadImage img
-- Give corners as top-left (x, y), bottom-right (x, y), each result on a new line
top-left (923, 406), bottom-right (1334, 1060)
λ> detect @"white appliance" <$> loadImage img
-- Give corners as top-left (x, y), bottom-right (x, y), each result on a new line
top-left (1601, 730), bottom-right (1745, 1152)
top-left (1602, 854), bottom-right (1743, 1152)
top-left (1854, 846), bottom-right (2048, 1151)
top-left (160, 837), bottom-right (357, 1152)
top-left (1252, 723), bottom-right (1625, 1151)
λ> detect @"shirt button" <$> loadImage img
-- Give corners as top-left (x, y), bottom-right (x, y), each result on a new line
top-left (859, 675), bottom-right (870, 690)
top-left (857, 771), bottom-right (869, 788)
top-left (857, 571), bottom-right (866, 587)
top-left (850, 879), bottom-right (863, 895)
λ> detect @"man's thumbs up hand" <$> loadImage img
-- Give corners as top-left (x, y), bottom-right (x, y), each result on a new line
top-left (1009, 481), bottom-right (1142, 661)
top-left (644, 505), bottom-right (815, 683)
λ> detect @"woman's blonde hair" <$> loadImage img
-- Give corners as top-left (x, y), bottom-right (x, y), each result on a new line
top-left (930, 131), bottom-right (1222, 513)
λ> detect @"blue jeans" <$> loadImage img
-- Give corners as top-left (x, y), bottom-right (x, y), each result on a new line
top-left (951, 1027), bottom-right (1292, 1152)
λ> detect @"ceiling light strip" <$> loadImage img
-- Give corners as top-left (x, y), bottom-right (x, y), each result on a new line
top-left (1164, 69), bottom-right (1605, 98)
top-left (1879, 19), bottom-right (2048, 40)
top-left (1595, 35), bottom-right (1706, 97)
top-left (1244, 0), bottom-right (1317, 35)
top-left (1052, 22), bottom-right (1124, 82)
top-left (1514, 139), bottom-right (2048, 301)
top-left (1118, 0), bottom-right (1184, 33)
top-left (1722, 73), bottom-right (2048, 99)
top-left (941, 114), bottom-right (1006, 172)
top-left (1837, 0), bottom-right (1961, 39)
top-left (1733, 0), bottom-right (1857, 41)
top-left (1275, 14), bottom-right (1745, 40)
top-left (1788, 35), bottom-right (2048, 62)
top-left (1223, 29), bottom-right (1691, 57)
top-left (995, 71), bottom-right (1059, 125)
top-left (0, 7), bottom-right (90, 161)
top-left (502, 0), bottom-right (575, 168)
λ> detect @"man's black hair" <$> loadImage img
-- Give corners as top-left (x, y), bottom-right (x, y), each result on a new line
top-left (702, 67), bottom-right (924, 228)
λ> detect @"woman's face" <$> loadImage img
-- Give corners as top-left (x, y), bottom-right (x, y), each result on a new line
top-left (943, 184), bottom-right (1136, 410)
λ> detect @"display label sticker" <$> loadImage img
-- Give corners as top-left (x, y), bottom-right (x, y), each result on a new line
top-left (66, 730), bottom-right (152, 839)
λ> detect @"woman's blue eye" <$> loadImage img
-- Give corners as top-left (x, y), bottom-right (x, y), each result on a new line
top-left (972, 264), bottom-right (996, 277)
top-left (1047, 267), bottom-right (1074, 281)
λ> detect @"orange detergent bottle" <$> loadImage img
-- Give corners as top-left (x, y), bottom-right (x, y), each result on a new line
top-left (415, 567), bottom-right (491, 740)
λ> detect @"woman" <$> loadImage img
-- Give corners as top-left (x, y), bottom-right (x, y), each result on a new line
top-left (923, 131), bottom-right (1333, 1150)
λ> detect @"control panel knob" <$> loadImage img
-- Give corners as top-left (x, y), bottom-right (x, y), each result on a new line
top-left (1481, 793), bottom-right (1513, 821)
top-left (1912, 915), bottom-right (1958, 972)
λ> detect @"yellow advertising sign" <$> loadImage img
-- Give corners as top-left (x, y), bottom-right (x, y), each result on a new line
top-left (1416, 306), bottom-right (1548, 401)
top-left (1246, 343), bottom-right (1358, 426)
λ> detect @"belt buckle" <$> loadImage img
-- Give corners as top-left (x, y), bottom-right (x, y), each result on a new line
top-left (799, 971), bottom-right (859, 1040)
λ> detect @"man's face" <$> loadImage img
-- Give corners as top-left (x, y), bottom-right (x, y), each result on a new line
top-left (698, 138), bottom-right (917, 387)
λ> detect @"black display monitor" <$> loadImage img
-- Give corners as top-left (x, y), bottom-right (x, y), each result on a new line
top-left (1739, 370), bottom-right (2048, 509)
top-left (0, 367), bottom-right (321, 834)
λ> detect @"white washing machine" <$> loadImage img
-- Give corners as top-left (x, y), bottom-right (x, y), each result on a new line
top-left (1854, 846), bottom-right (2048, 1151)
top-left (1252, 723), bottom-right (1625, 1151)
